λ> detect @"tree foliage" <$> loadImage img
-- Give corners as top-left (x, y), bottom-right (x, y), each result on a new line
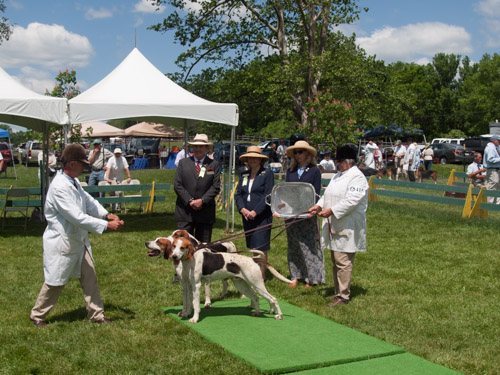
top-left (0, 0), bottom-right (12, 45)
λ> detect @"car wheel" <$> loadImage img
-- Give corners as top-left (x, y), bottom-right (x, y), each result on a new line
top-left (440, 157), bottom-right (447, 165)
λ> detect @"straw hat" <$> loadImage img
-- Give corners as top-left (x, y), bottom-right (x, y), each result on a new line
top-left (286, 140), bottom-right (317, 158)
top-left (239, 145), bottom-right (268, 163)
top-left (188, 134), bottom-right (213, 146)
top-left (60, 143), bottom-right (89, 165)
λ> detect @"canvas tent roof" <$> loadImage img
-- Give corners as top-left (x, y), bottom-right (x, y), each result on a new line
top-left (68, 48), bottom-right (239, 127)
top-left (124, 122), bottom-right (183, 138)
top-left (0, 66), bottom-right (68, 131)
top-left (80, 121), bottom-right (124, 138)
top-left (0, 128), bottom-right (9, 138)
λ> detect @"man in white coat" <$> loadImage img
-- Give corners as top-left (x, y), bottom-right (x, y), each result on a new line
top-left (403, 138), bottom-right (416, 182)
top-left (308, 145), bottom-right (368, 307)
top-left (30, 144), bottom-right (124, 327)
top-left (364, 140), bottom-right (378, 169)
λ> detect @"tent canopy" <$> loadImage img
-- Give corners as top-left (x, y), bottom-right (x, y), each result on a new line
top-left (0, 128), bottom-right (9, 138)
top-left (68, 48), bottom-right (238, 127)
top-left (79, 121), bottom-right (124, 138)
top-left (0, 66), bottom-right (68, 131)
top-left (124, 122), bottom-right (183, 138)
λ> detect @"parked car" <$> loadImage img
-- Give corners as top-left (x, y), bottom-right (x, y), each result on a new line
top-left (260, 139), bottom-right (291, 157)
top-left (463, 137), bottom-right (490, 155)
top-left (103, 142), bottom-right (126, 153)
top-left (429, 143), bottom-right (473, 165)
top-left (128, 138), bottom-right (160, 156)
top-left (213, 142), bottom-right (252, 167)
top-left (16, 142), bottom-right (26, 153)
top-left (431, 138), bottom-right (465, 145)
top-left (21, 140), bottom-right (42, 165)
top-left (0, 142), bottom-right (19, 164)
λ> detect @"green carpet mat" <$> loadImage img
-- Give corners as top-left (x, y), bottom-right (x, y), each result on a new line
top-left (290, 353), bottom-right (461, 374)
top-left (163, 298), bottom-right (406, 374)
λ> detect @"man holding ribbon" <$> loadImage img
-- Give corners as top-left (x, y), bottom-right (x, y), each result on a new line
top-left (174, 134), bottom-right (221, 243)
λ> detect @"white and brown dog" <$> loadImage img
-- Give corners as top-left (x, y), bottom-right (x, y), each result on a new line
top-left (171, 236), bottom-right (292, 323)
top-left (145, 230), bottom-right (237, 307)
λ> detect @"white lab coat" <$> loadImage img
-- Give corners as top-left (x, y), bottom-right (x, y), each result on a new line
top-left (364, 142), bottom-right (378, 169)
top-left (316, 166), bottom-right (368, 253)
top-left (43, 172), bottom-right (109, 286)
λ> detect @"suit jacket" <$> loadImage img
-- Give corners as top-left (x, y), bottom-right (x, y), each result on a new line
top-left (286, 163), bottom-right (322, 201)
top-left (174, 156), bottom-right (221, 224)
top-left (235, 167), bottom-right (274, 218)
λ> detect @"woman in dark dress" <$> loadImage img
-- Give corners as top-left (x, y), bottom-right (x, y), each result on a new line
top-left (284, 140), bottom-right (325, 288)
top-left (235, 146), bottom-right (275, 258)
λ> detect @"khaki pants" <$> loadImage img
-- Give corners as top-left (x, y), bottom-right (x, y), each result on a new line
top-left (31, 249), bottom-right (105, 322)
top-left (486, 169), bottom-right (500, 204)
top-left (330, 251), bottom-right (356, 301)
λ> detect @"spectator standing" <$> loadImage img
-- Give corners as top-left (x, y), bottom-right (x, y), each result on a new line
top-left (277, 139), bottom-right (288, 170)
top-left (87, 139), bottom-right (113, 197)
top-left (319, 152), bottom-right (335, 172)
top-left (105, 148), bottom-right (131, 184)
top-left (467, 152), bottom-right (487, 188)
top-left (375, 141), bottom-right (384, 169)
top-left (174, 134), bottom-right (221, 243)
top-left (422, 143), bottom-right (434, 171)
top-left (308, 145), bottom-right (368, 306)
top-left (30, 144), bottom-right (123, 327)
top-left (38, 149), bottom-right (58, 185)
top-left (269, 143), bottom-right (279, 163)
top-left (283, 140), bottom-right (325, 288)
top-left (483, 134), bottom-right (500, 203)
top-left (235, 146), bottom-right (274, 257)
top-left (393, 140), bottom-right (406, 180)
top-left (174, 146), bottom-right (186, 167)
top-left (364, 140), bottom-right (378, 169)
top-left (0, 150), bottom-right (4, 173)
top-left (403, 138), bottom-right (416, 182)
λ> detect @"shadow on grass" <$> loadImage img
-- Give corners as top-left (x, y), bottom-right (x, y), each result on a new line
top-left (48, 303), bottom-right (136, 323)
top-left (321, 284), bottom-right (367, 302)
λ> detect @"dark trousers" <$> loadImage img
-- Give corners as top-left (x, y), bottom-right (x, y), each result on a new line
top-left (408, 170), bottom-right (415, 182)
top-left (177, 221), bottom-right (213, 243)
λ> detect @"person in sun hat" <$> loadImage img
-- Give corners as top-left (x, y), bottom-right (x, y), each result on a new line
top-left (483, 134), bottom-right (500, 203)
top-left (30, 143), bottom-right (124, 327)
top-left (393, 139), bottom-right (406, 180)
top-left (88, 139), bottom-right (113, 197)
top-left (280, 140), bottom-right (324, 289)
top-left (105, 147), bottom-right (131, 185)
top-left (308, 144), bottom-right (368, 307)
top-left (235, 146), bottom-right (275, 266)
top-left (174, 134), bottom-right (220, 243)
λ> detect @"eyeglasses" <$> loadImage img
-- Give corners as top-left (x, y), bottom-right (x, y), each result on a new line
top-left (293, 150), bottom-right (304, 155)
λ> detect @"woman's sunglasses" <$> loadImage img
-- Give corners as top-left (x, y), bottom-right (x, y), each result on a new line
top-left (293, 150), bottom-right (305, 155)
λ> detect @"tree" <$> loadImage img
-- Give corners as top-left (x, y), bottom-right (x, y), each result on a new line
top-left (46, 69), bottom-right (82, 146)
top-left (150, 0), bottom-right (367, 127)
top-left (0, 0), bottom-right (12, 45)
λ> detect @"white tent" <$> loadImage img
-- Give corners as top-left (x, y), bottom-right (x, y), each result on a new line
top-left (0, 66), bottom-right (68, 186)
top-left (68, 48), bottom-right (238, 127)
top-left (69, 48), bottom-right (239, 232)
top-left (80, 121), bottom-right (124, 138)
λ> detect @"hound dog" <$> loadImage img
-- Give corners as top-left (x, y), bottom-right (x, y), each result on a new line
top-left (171, 236), bottom-right (292, 323)
top-left (145, 229), bottom-right (237, 307)
top-left (416, 166), bottom-right (438, 183)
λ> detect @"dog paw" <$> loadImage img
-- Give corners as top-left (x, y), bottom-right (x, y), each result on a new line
top-left (251, 312), bottom-right (261, 317)
top-left (204, 303), bottom-right (212, 308)
top-left (274, 314), bottom-right (283, 320)
top-left (189, 318), bottom-right (198, 323)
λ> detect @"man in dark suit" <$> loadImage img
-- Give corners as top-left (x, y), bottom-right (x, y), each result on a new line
top-left (174, 134), bottom-right (221, 243)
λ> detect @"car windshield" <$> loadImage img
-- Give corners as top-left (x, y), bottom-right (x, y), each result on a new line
top-left (139, 139), bottom-right (157, 146)
top-left (0, 144), bottom-right (8, 150)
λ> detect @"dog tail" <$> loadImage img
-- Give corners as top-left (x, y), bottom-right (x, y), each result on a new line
top-left (266, 264), bottom-right (293, 284)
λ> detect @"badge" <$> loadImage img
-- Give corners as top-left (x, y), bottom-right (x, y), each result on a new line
top-left (242, 176), bottom-right (248, 186)
top-left (199, 166), bottom-right (206, 178)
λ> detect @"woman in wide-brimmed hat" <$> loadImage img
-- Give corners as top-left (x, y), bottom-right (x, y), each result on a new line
top-left (235, 146), bottom-right (274, 264)
top-left (283, 140), bottom-right (325, 288)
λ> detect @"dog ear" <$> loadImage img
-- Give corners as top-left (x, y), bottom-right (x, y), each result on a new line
top-left (157, 238), bottom-right (172, 259)
top-left (186, 242), bottom-right (195, 260)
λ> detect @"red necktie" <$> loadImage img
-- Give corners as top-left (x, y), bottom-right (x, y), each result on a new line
top-left (196, 161), bottom-right (201, 174)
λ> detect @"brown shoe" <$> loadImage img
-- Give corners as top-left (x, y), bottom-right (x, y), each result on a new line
top-left (327, 297), bottom-right (348, 307)
top-left (94, 317), bottom-right (112, 324)
top-left (30, 317), bottom-right (47, 327)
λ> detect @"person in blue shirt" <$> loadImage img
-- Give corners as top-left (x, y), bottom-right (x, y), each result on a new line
top-left (483, 134), bottom-right (500, 203)
top-left (284, 140), bottom-right (325, 288)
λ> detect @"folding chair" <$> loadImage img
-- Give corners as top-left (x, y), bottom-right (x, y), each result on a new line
top-left (1, 188), bottom-right (30, 235)
top-left (120, 179), bottom-right (143, 212)
top-left (98, 180), bottom-right (120, 213)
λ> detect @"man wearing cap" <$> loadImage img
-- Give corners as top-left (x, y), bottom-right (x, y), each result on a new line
top-left (483, 134), bottom-right (500, 203)
top-left (393, 140), bottom-right (406, 180)
top-left (30, 144), bottom-right (124, 327)
top-left (174, 134), bottom-right (221, 242)
top-left (105, 148), bottom-right (131, 185)
top-left (88, 139), bottom-right (113, 196)
top-left (308, 145), bottom-right (368, 307)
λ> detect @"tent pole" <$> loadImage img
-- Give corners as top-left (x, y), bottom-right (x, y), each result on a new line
top-left (226, 126), bottom-right (235, 234)
top-left (8, 135), bottom-right (17, 179)
top-left (41, 124), bottom-right (50, 218)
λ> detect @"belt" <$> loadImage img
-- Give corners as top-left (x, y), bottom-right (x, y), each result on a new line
top-left (92, 167), bottom-right (104, 172)
top-left (486, 167), bottom-right (500, 170)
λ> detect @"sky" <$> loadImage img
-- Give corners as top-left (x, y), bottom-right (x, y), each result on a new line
top-left (1, 0), bottom-right (500, 131)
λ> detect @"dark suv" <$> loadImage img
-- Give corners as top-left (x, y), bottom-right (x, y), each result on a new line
top-left (463, 137), bottom-right (490, 155)
top-left (128, 138), bottom-right (160, 156)
top-left (430, 143), bottom-right (473, 164)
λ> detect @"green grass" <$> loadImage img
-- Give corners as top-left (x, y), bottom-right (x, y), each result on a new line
top-left (1, 163), bottom-right (499, 375)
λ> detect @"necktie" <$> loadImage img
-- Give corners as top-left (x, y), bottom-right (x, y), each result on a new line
top-left (196, 161), bottom-right (201, 174)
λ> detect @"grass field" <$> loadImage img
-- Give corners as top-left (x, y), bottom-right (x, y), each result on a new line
top-left (1, 162), bottom-right (499, 375)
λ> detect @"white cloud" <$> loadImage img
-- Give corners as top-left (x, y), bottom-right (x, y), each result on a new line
top-left (357, 22), bottom-right (472, 63)
top-left (8, 0), bottom-right (24, 10)
top-left (85, 7), bottom-right (114, 20)
top-left (0, 23), bottom-right (94, 70)
top-left (474, 0), bottom-right (500, 47)
top-left (13, 66), bottom-right (56, 94)
top-left (474, 0), bottom-right (500, 16)
top-left (133, 0), bottom-right (166, 14)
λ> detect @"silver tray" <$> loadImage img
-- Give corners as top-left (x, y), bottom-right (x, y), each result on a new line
top-left (269, 182), bottom-right (316, 218)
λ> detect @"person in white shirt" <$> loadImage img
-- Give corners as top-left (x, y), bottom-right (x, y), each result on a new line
top-left (393, 140), bottom-right (406, 180)
top-left (319, 152), bottom-right (335, 172)
top-left (403, 138), bottom-right (416, 182)
top-left (105, 148), bottom-right (131, 184)
top-left (38, 150), bottom-right (58, 185)
top-left (174, 146), bottom-right (186, 167)
top-left (364, 140), bottom-right (378, 169)
top-left (467, 152), bottom-right (486, 188)
top-left (0, 151), bottom-right (4, 173)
